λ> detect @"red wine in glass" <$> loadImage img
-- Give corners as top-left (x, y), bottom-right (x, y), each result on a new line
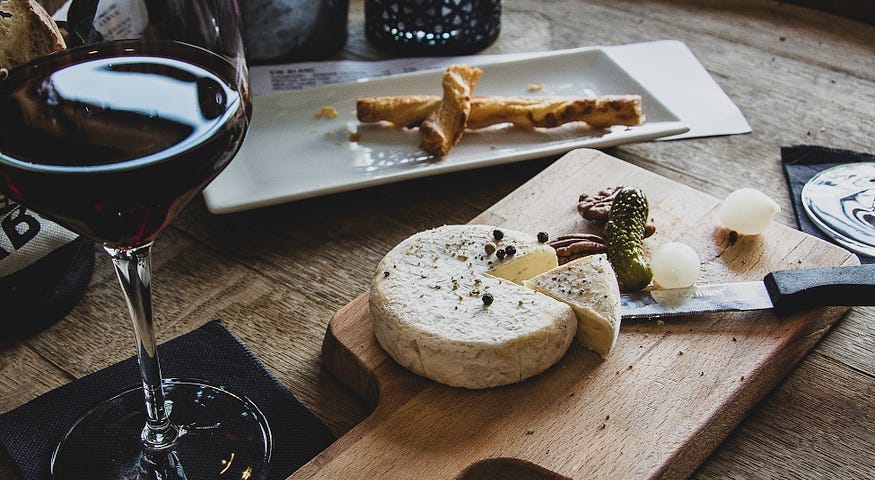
top-left (0, 40), bottom-right (247, 248)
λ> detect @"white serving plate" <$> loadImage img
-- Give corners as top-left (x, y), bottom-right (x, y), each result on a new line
top-left (204, 48), bottom-right (688, 213)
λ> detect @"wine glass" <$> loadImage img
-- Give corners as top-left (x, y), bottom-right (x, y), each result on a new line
top-left (801, 162), bottom-right (875, 258)
top-left (0, 1), bottom-right (271, 478)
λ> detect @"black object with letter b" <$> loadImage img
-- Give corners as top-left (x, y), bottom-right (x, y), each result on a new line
top-left (0, 194), bottom-right (94, 340)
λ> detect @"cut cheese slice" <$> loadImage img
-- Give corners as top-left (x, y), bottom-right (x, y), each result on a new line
top-left (370, 224), bottom-right (576, 389)
top-left (524, 254), bottom-right (621, 359)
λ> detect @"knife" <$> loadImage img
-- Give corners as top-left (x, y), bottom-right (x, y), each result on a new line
top-left (620, 264), bottom-right (875, 320)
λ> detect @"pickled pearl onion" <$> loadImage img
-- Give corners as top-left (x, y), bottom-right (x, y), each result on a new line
top-left (651, 242), bottom-right (700, 289)
top-left (718, 188), bottom-right (781, 235)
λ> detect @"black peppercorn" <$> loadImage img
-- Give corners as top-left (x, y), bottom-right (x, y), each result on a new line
top-left (728, 230), bottom-right (739, 245)
top-left (482, 293), bottom-right (494, 305)
top-left (493, 229), bottom-right (504, 241)
top-left (537, 232), bottom-right (549, 243)
top-left (504, 245), bottom-right (516, 256)
top-left (496, 249), bottom-right (506, 260)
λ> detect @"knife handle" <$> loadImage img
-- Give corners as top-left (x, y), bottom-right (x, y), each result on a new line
top-left (763, 264), bottom-right (875, 314)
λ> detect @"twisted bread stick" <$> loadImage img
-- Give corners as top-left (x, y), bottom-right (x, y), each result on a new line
top-left (357, 95), bottom-right (644, 130)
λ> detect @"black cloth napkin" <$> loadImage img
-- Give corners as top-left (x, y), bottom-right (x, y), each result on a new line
top-left (0, 321), bottom-right (335, 479)
top-left (780, 145), bottom-right (874, 264)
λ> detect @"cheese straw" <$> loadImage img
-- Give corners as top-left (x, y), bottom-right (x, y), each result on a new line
top-left (356, 94), bottom-right (644, 130)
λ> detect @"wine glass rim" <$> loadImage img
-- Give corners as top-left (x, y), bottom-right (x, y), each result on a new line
top-left (4, 39), bottom-right (217, 74)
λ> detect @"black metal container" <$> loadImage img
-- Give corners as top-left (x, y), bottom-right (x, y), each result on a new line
top-left (365, 0), bottom-right (501, 56)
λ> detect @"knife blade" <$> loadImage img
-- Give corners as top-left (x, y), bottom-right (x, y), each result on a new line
top-left (620, 264), bottom-right (875, 320)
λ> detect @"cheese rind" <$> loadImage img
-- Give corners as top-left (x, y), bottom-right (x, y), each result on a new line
top-left (524, 254), bottom-right (622, 359)
top-left (370, 224), bottom-right (575, 389)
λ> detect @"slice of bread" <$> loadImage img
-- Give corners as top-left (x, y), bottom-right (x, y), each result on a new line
top-left (0, 0), bottom-right (66, 69)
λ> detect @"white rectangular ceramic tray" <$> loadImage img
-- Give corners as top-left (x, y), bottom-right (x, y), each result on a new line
top-left (203, 48), bottom-right (688, 214)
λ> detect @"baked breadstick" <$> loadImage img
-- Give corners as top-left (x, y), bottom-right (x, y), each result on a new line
top-left (356, 95), bottom-right (439, 128)
top-left (357, 96), bottom-right (441, 126)
top-left (356, 95), bottom-right (644, 130)
top-left (469, 95), bottom-right (643, 129)
top-left (417, 65), bottom-right (482, 157)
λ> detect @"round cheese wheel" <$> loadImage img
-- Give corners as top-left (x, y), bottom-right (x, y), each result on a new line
top-left (369, 224), bottom-right (576, 389)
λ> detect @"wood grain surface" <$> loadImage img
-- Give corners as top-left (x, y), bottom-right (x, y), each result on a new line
top-left (313, 149), bottom-right (858, 479)
top-left (2, 1), bottom-right (873, 479)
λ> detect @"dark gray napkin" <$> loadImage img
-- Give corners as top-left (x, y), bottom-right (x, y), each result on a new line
top-left (0, 321), bottom-right (334, 479)
top-left (780, 145), bottom-right (874, 264)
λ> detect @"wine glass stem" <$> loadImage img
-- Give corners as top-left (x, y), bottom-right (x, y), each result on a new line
top-left (105, 243), bottom-right (179, 450)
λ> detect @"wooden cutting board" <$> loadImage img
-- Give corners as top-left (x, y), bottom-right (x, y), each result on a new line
top-left (298, 149), bottom-right (857, 480)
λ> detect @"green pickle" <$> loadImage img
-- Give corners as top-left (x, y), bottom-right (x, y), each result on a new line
top-left (605, 187), bottom-right (652, 291)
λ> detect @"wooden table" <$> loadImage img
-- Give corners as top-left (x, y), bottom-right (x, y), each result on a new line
top-left (2, 1), bottom-right (873, 478)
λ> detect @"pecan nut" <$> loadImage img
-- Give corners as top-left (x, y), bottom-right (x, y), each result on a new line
top-left (577, 186), bottom-right (623, 221)
top-left (548, 233), bottom-right (608, 264)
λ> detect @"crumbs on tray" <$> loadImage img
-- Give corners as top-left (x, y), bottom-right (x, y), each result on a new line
top-left (315, 106), bottom-right (339, 119)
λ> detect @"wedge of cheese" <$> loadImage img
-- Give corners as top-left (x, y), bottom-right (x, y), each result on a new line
top-left (370, 224), bottom-right (576, 389)
top-left (524, 254), bottom-right (621, 359)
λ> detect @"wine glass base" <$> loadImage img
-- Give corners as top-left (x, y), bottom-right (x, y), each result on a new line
top-left (801, 162), bottom-right (875, 258)
top-left (50, 379), bottom-right (272, 480)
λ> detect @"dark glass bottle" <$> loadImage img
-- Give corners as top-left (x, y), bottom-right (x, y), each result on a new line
top-left (365, 0), bottom-right (501, 56)
top-left (240, 0), bottom-right (350, 65)
top-left (0, 237), bottom-right (94, 339)
top-left (0, 199), bottom-right (94, 340)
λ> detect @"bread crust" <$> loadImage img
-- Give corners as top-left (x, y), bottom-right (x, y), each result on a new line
top-left (0, 0), bottom-right (66, 69)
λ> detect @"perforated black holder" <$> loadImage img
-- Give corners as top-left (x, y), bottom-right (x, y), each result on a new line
top-left (365, 0), bottom-right (501, 55)
top-left (0, 321), bottom-right (335, 479)
top-left (780, 145), bottom-right (874, 264)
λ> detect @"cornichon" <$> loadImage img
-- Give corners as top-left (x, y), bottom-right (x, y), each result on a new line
top-left (605, 186), bottom-right (652, 291)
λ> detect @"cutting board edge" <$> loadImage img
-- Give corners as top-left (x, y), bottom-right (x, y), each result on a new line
top-left (321, 293), bottom-right (381, 408)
